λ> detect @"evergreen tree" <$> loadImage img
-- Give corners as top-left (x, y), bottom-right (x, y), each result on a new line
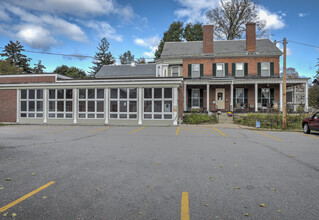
top-left (0, 41), bottom-right (32, 73)
top-left (0, 59), bottom-right (23, 74)
top-left (183, 23), bottom-right (203, 41)
top-left (119, 50), bottom-right (135, 64)
top-left (33, 60), bottom-right (46, 74)
top-left (90, 38), bottom-right (115, 77)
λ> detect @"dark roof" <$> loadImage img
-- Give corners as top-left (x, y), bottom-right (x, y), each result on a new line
top-left (161, 39), bottom-right (282, 59)
top-left (96, 63), bottom-right (156, 78)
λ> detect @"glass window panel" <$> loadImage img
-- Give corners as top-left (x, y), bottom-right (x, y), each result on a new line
top-left (49, 90), bottom-right (55, 99)
top-left (129, 89), bottom-right (137, 99)
top-left (129, 101), bottom-right (137, 112)
top-left (66, 89), bottom-right (72, 99)
top-left (120, 114), bottom-right (127, 119)
top-left (164, 114), bottom-right (172, 119)
top-left (129, 114), bottom-right (137, 119)
top-left (66, 114), bottom-right (73, 118)
top-left (120, 101), bottom-right (127, 112)
top-left (88, 114), bottom-right (95, 118)
top-left (261, 62), bottom-right (269, 70)
top-left (110, 89), bottom-right (117, 99)
top-left (37, 90), bottom-right (43, 99)
top-left (66, 101), bottom-right (72, 112)
top-left (57, 89), bottom-right (64, 99)
top-left (193, 99), bottom-right (199, 107)
top-left (144, 114), bottom-right (152, 119)
top-left (79, 101), bottom-right (86, 112)
top-left (236, 63), bottom-right (243, 70)
top-left (21, 113), bottom-right (27, 117)
top-left (21, 101), bottom-right (27, 111)
top-left (120, 88), bottom-right (127, 99)
top-left (110, 114), bottom-right (117, 118)
top-left (37, 101), bottom-right (43, 111)
top-left (97, 114), bottom-right (104, 118)
top-left (29, 90), bottom-right (35, 99)
top-left (97, 101), bottom-right (104, 112)
top-left (192, 64), bottom-right (199, 71)
top-left (36, 113), bottom-right (43, 118)
top-left (49, 113), bottom-right (55, 118)
top-left (28, 113), bottom-right (35, 117)
top-left (172, 67), bottom-right (178, 74)
top-left (154, 88), bottom-right (162, 98)
top-left (164, 88), bottom-right (172, 98)
top-left (217, 64), bottom-right (223, 71)
top-left (97, 89), bottom-right (104, 99)
top-left (88, 89), bottom-right (95, 99)
top-left (57, 101), bottom-right (64, 112)
top-left (79, 114), bottom-right (86, 118)
top-left (154, 101), bottom-right (162, 112)
top-left (154, 114), bottom-right (162, 119)
top-left (29, 101), bottom-right (35, 111)
top-left (110, 101), bottom-right (118, 112)
top-left (144, 101), bottom-right (152, 112)
top-left (144, 88), bottom-right (152, 98)
top-left (88, 101), bottom-right (95, 112)
top-left (57, 113), bottom-right (64, 118)
top-left (49, 101), bottom-right (55, 111)
top-left (21, 90), bottom-right (27, 99)
top-left (164, 101), bottom-right (172, 112)
top-left (79, 89), bottom-right (86, 99)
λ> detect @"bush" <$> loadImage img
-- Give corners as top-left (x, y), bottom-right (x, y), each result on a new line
top-left (183, 113), bottom-right (218, 124)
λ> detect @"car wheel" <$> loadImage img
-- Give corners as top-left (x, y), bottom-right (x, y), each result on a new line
top-left (303, 123), bottom-right (310, 134)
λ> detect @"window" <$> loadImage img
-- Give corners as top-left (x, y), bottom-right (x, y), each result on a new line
top-left (216, 63), bottom-right (224, 77)
top-left (236, 63), bottom-right (244, 77)
top-left (261, 88), bottom-right (270, 107)
top-left (191, 64), bottom-right (200, 78)
top-left (110, 88), bottom-right (137, 119)
top-left (261, 62), bottom-right (270, 76)
top-left (287, 91), bottom-right (293, 102)
top-left (235, 88), bottom-right (244, 107)
top-left (20, 89), bottom-right (43, 118)
top-left (48, 89), bottom-right (73, 119)
top-left (143, 88), bottom-right (173, 120)
top-left (172, 66), bottom-right (179, 77)
top-left (191, 89), bottom-right (200, 108)
top-left (78, 89), bottom-right (104, 119)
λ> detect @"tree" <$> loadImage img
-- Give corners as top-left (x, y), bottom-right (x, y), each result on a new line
top-left (308, 85), bottom-right (319, 109)
top-left (136, 57), bottom-right (146, 64)
top-left (206, 0), bottom-right (267, 40)
top-left (90, 38), bottom-right (115, 78)
top-left (54, 65), bottom-right (87, 79)
top-left (280, 67), bottom-right (299, 79)
top-left (0, 59), bottom-right (23, 74)
top-left (119, 50), bottom-right (135, 64)
top-left (0, 41), bottom-right (32, 73)
top-left (33, 60), bottom-right (46, 74)
top-left (314, 58), bottom-right (319, 85)
top-left (183, 23), bottom-right (203, 41)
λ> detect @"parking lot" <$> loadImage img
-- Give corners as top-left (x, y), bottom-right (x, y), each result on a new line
top-left (0, 125), bottom-right (319, 220)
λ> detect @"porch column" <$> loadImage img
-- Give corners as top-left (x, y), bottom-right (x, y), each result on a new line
top-left (280, 83), bottom-right (283, 112)
top-left (183, 84), bottom-right (187, 111)
top-left (305, 83), bottom-right (308, 112)
top-left (73, 89), bottom-right (77, 124)
top-left (138, 87), bottom-right (143, 125)
top-left (206, 84), bottom-right (210, 112)
top-left (43, 89), bottom-right (48, 124)
top-left (105, 88), bottom-right (109, 124)
top-left (230, 83), bottom-right (233, 111)
top-left (255, 83), bottom-right (258, 112)
top-left (173, 87), bottom-right (178, 125)
top-left (293, 86), bottom-right (297, 112)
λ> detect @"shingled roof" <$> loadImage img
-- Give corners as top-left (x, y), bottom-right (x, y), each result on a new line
top-left (96, 63), bottom-right (156, 78)
top-left (161, 39), bottom-right (282, 59)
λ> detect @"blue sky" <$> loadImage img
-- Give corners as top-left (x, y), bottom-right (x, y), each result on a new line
top-left (0, 0), bottom-right (318, 79)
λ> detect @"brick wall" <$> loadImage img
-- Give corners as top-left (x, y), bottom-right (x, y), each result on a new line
top-left (178, 85), bottom-right (184, 121)
top-left (0, 75), bottom-right (56, 84)
top-left (0, 89), bottom-right (17, 122)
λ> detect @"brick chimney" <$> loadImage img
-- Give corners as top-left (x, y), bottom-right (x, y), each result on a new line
top-left (246, 23), bottom-right (256, 52)
top-left (203, 25), bottom-right (214, 53)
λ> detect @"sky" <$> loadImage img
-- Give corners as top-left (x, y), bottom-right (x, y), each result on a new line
top-left (0, 0), bottom-right (318, 79)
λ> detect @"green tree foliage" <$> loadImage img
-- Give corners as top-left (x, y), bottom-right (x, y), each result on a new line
top-left (54, 65), bottom-right (87, 79)
top-left (183, 23), bottom-right (203, 41)
top-left (314, 58), bottom-right (319, 85)
top-left (33, 60), bottom-right (46, 74)
top-left (0, 41), bottom-right (32, 73)
top-left (90, 38), bottom-right (115, 78)
top-left (308, 85), bottom-right (319, 109)
top-left (119, 50), bottom-right (135, 64)
top-left (136, 57), bottom-right (146, 64)
top-left (0, 59), bottom-right (23, 74)
top-left (206, 0), bottom-right (268, 40)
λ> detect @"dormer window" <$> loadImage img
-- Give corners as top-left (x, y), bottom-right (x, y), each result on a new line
top-left (172, 66), bottom-right (179, 77)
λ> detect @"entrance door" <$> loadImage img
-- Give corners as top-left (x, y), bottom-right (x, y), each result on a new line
top-left (215, 88), bottom-right (225, 109)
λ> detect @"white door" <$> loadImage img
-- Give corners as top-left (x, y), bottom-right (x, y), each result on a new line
top-left (215, 88), bottom-right (225, 109)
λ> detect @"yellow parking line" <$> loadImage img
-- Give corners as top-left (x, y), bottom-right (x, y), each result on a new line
top-left (294, 132), bottom-right (319, 140)
top-left (0, 181), bottom-right (55, 213)
top-left (181, 192), bottom-right (190, 220)
top-left (52, 126), bottom-right (77, 132)
top-left (213, 127), bottom-right (227, 137)
top-left (88, 126), bottom-right (110, 133)
top-left (182, 130), bottom-right (219, 135)
top-left (130, 127), bottom-right (145, 134)
top-left (176, 126), bottom-right (180, 136)
top-left (254, 130), bottom-right (282, 142)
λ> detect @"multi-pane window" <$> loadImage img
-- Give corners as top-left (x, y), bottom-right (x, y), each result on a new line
top-left (191, 64), bottom-right (200, 78)
top-left (216, 63), bottom-right (224, 77)
top-left (236, 63), bottom-right (244, 77)
top-left (48, 89), bottom-right (73, 119)
top-left (20, 89), bottom-right (43, 118)
top-left (261, 62), bottom-right (270, 76)
top-left (144, 88), bottom-right (173, 120)
top-left (172, 66), bottom-right (179, 77)
top-left (79, 89), bottom-right (104, 119)
top-left (110, 88), bottom-right (137, 119)
top-left (235, 88), bottom-right (244, 107)
top-left (261, 88), bottom-right (270, 107)
top-left (287, 91), bottom-right (293, 102)
top-left (191, 89), bottom-right (200, 108)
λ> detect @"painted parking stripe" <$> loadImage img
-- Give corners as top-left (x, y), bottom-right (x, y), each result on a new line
top-left (213, 127), bottom-right (227, 137)
top-left (129, 127), bottom-right (145, 134)
top-left (294, 132), bottom-right (319, 140)
top-left (176, 126), bottom-right (180, 136)
top-left (88, 126), bottom-right (110, 133)
top-left (254, 130), bottom-right (282, 142)
top-left (52, 126), bottom-right (78, 132)
top-left (181, 192), bottom-right (190, 220)
top-left (0, 181), bottom-right (55, 213)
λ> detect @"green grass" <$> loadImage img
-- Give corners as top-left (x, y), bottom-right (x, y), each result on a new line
top-left (183, 113), bottom-right (218, 124)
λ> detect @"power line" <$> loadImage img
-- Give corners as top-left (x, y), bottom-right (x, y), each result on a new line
top-left (286, 40), bottom-right (319, 49)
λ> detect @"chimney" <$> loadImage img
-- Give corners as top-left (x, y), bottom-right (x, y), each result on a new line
top-left (203, 25), bottom-right (214, 53)
top-left (246, 23), bottom-right (256, 52)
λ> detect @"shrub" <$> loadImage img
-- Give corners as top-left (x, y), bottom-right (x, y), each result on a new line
top-left (183, 113), bottom-right (218, 124)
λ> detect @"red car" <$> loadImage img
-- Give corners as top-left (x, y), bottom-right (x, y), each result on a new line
top-left (303, 111), bottom-right (319, 134)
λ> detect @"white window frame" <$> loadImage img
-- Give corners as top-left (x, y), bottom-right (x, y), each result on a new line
top-left (191, 64), bottom-right (200, 78)
top-left (235, 88), bottom-right (244, 107)
top-left (48, 89), bottom-right (73, 119)
top-left (261, 62), bottom-right (270, 76)
top-left (143, 88), bottom-right (173, 120)
top-left (20, 89), bottom-right (44, 118)
top-left (236, 63), bottom-right (244, 77)
top-left (109, 88), bottom-right (137, 120)
top-left (261, 88), bottom-right (270, 107)
top-left (172, 66), bottom-right (180, 77)
top-left (78, 89), bottom-right (105, 119)
top-left (191, 89), bottom-right (200, 108)
top-left (216, 63), bottom-right (225, 77)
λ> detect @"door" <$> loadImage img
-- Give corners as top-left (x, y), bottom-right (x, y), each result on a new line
top-left (215, 88), bottom-right (225, 109)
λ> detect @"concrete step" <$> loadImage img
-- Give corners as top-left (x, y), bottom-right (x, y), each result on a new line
top-left (217, 113), bottom-right (234, 124)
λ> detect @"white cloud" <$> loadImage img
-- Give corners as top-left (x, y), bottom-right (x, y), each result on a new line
top-left (298, 13), bottom-right (308, 18)
top-left (82, 20), bottom-right (123, 42)
top-left (276, 43), bottom-right (292, 56)
top-left (0, 8), bottom-right (10, 21)
top-left (134, 36), bottom-right (160, 58)
top-left (258, 7), bottom-right (285, 30)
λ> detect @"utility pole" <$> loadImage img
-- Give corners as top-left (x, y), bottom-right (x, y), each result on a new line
top-left (282, 38), bottom-right (287, 130)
